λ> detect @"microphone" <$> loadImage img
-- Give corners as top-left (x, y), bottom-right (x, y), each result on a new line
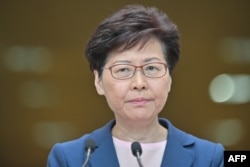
top-left (131, 141), bottom-right (144, 167)
top-left (82, 138), bottom-right (96, 167)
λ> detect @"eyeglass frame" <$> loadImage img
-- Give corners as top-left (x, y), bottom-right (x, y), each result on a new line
top-left (103, 62), bottom-right (170, 80)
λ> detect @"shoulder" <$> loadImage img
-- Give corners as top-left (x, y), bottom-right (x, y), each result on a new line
top-left (47, 135), bottom-right (90, 167)
top-left (188, 134), bottom-right (224, 166)
top-left (46, 120), bottom-right (115, 167)
top-left (160, 118), bottom-right (224, 149)
top-left (160, 118), bottom-right (224, 167)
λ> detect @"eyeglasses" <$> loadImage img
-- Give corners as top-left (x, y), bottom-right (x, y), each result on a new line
top-left (104, 62), bottom-right (169, 80)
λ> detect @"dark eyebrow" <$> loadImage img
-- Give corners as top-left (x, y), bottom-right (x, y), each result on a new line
top-left (112, 60), bottom-right (131, 65)
top-left (143, 57), bottom-right (163, 63)
top-left (112, 57), bottom-right (163, 65)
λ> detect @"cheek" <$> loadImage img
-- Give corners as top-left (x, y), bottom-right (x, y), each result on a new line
top-left (155, 88), bottom-right (169, 102)
top-left (152, 80), bottom-right (171, 104)
top-left (103, 82), bottom-right (128, 100)
top-left (103, 83), bottom-right (129, 113)
top-left (153, 89), bottom-right (169, 114)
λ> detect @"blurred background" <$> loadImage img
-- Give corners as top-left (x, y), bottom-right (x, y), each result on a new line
top-left (1, 0), bottom-right (250, 166)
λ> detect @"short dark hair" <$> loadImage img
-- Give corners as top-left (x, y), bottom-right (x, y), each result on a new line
top-left (85, 4), bottom-right (180, 76)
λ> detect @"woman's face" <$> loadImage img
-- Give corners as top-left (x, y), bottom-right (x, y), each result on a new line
top-left (94, 38), bottom-right (172, 122)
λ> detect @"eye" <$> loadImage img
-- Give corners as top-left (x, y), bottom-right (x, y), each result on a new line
top-left (145, 65), bottom-right (160, 71)
top-left (112, 65), bottom-right (133, 74)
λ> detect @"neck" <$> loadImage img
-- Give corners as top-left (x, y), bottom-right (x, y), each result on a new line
top-left (112, 117), bottom-right (167, 143)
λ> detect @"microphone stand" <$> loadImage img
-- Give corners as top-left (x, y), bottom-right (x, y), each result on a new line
top-left (131, 141), bottom-right (144, 167)
top-left (82, 139), bottom-right (96, 167)
top-left (82, 148), bottom-right (92, 167)
top-left (135, 151), bottom-right (144, 167)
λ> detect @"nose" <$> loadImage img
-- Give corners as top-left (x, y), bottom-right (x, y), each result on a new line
top-left (131, 70), bottom-right (148, 90)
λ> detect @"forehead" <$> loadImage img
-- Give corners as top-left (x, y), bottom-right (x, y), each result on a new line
top-left (106, 38), bottom-right (166, 64)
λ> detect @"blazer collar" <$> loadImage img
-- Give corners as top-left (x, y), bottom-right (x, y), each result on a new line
top-left (88, 118), bottom-right (195, 167)
top-left (88, 120), bottom-right (119, 167)
top-left (159, 118), bottom-right (195, 166)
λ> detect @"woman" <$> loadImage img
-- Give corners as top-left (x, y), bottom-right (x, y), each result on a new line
top-left (47, 4), bottom-right (224, 167)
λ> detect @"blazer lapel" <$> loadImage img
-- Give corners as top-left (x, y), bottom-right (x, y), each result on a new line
top-left (89, 137), bottom-right (119, 167)
top-left (161, 137), bottom-right (195, 167)
top-left (88, 120), bottom-right (120, 167)
top-left (160, 118), bottom-right (195, 167)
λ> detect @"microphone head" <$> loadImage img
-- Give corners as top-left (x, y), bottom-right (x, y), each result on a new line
top-left (85, 138), bottom-right (96, 153)
top-left (131, 141), bottom-right (142, 157)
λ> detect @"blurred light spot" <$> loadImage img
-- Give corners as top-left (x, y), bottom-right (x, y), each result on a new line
top-left (207, 119), bottom-right (244, 147)
top-left (4, 46), bottom-right (52, 73)
top-left (219, 38), bottom-right (250, 63)
top-left (19, 81), bottom-right (59, 108)
top-left (209, 74), bottom-right (250, 104)
top-left (32, 121), bottom-right (79, 148)
top-left (209, 74), bottom-right (234, 103)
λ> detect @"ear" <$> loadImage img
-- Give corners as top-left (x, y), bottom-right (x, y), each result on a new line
top-left (94, 70), bottom-right (104, 95)
top-left (167, 77), bottom-right (172, 93)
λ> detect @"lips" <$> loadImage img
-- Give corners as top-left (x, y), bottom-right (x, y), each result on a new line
top-left (127, 98), bottom-right (151, 105)
top-left (131, 98), bottom-right (148, 102)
